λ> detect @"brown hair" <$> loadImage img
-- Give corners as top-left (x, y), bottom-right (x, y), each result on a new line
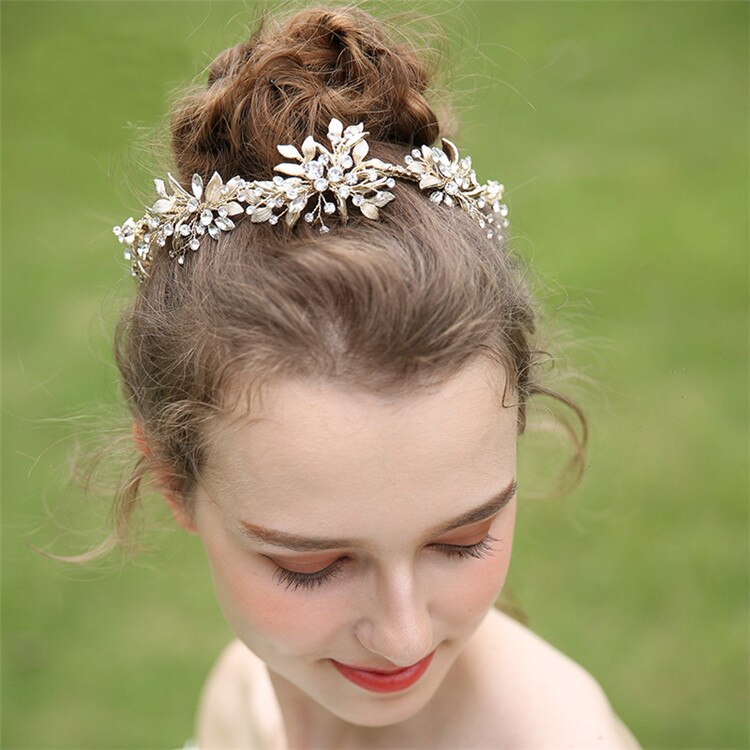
top-left (58, 3), bottom-right (587, 578)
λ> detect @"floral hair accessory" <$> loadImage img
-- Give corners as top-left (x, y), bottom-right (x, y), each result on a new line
top-left (113, 118), bottom-right (510, 281)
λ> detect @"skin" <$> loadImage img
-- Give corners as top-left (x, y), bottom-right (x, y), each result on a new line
top-left (142, 356), bottom-right (641, 748)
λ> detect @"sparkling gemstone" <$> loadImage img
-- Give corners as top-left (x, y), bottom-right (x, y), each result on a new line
top-left (444, 181), bottom-right (458, 195)
top-left (275, 198), bottom-right (284, 207)
top-left (386, 178), bottom-right (395, 188)
top-left (319, 225), bottom-right (329, 234)
top-left (268, 215), bottom-right (278, 225)
top-left (341, 155), bottom-right (353, 169)
top-left (486, 230), bottom-right (493, 239)
top-left (187, 198), bottom-right (199, 212)
top-left (500, 204), bottom-right (508, 217)
top-left (179, 224), bottom-right (191, 236)
top-left (123, 251), bottom-right (132, 260)
top-left (487, 215), bottom-right (494, 223)
top-left (460, 157), bottom-right (472, 170)
top-left (439, 163), bottom-right (453, 177)
top-left (200, 209), bottom-right (213, 225)
top-left (195, 225), bottom-right (206, 235)
top-left (177, 255), bottom-right (185, 265)
top-left (218, 206), bottom-right (229, 218)
top-left (319, 153), bottom-right (330, 165)
top-left (314, 178), bottom-right (328, 192)
top-left (323, 202), bottom-right (335, 214)
top-left (245, 206), bottom-right (255, 214)
top-left (113, 227), bottom-right (121, 236)
top-left (352, 194), bottom-right (364, 206)
top-left (304, 161), bottom-right (323, 179)
top-left (338, 185), bottom-right (350, 198)
top-left (327, 167), bottom-right (343, 182)
top-left (411, 149), bottom-right (421, 158)
top-left (404, 155), bottom-right (413, 164)
top-left (156, 238), bottom-right (166, 246)
top-left (273, 176), bottom-right (284, 185)
top-left (189, 239), bottom-right (200, 250)
top-left (346, 173), bottom-right (358, 185)
top-left (285, 186), bottom-right (299, 199)
top-left (443, 195), bottom-right (454, 207)
top-left (429, 192), bottom-right (443, 204)
top-left (479, 218), bottom-right (486, 228)
top-left (291, 197), bottom-right (307, 211)
top-left (477, 199), bottom-right (485, 209)
top-left (143, 234), bottom-right (151, 243)
top-left (304, 212), bottom-right (314, 223)
top-left (164, 223), bottom-right (174, 236)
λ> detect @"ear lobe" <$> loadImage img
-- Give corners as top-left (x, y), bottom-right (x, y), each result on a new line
top-left (132, 421), bottom-right (198, 535)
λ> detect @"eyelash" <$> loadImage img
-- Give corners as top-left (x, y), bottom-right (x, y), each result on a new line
top-left (272, 534), bottom-right (499, 592)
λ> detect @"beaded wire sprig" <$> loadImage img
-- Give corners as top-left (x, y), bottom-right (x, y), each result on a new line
top-left (113, 118), bottom-right (510, 281)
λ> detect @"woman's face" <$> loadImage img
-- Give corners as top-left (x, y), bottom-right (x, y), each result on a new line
top-left (191, 357), bottom-right (518, 730)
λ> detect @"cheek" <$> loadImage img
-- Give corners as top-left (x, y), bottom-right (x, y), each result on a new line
top-left (201, 534), bottom-right (342, 656)
top-left (435, 504), bottom-right (516, 623)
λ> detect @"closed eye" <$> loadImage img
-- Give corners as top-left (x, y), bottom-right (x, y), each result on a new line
top-left (272, 534), bottom-right (499, 592)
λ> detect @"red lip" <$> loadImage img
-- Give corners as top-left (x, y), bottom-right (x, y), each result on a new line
top-left (331, 650), bottom-right (435, 693)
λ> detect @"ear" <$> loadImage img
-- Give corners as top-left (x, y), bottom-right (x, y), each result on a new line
top-left (132, 421), bottom-right (198, 535)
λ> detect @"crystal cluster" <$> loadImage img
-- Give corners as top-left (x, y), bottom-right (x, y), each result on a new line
top-left (113, 117), bottom-right (510, 282)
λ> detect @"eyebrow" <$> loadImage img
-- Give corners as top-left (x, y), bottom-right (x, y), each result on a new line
top-left (237, 478), bottom-right (517, 552)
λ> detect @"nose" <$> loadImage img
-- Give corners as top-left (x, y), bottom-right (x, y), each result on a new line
top-left (354, 561), bottom-right (434, 668)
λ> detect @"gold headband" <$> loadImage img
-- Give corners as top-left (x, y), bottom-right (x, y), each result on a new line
top-left (113, 118), bottom-right (509, 281)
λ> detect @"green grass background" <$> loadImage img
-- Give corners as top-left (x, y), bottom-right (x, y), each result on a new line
top-left (2, 1), bottom-right (747, 748)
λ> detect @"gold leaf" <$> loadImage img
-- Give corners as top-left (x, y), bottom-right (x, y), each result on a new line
top-left (328, 118), bottom-right (343, 138)
top-left (301, 136), bottom-right (317, 160)
top-left (419, 174), bottom-right (443, 189)
top-left (442, 138), bottom-right (459, 163)
top-left (205, 172), bottom-right (224, 202)
top-left (225, 202), bottom-right (244, 216)
top-left (277, 144), bottom-right (303, 160)
top-left (360, 202), bottom-right (379, 220)
top-left (274, 163), bottom-right (306, 177)
top-left (251, 205), bottom-right (274, 223)
top-left (352, 139), bottom-right (369, 165)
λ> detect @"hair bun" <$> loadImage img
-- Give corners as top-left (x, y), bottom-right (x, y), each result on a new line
top-left (170, 5), bottom-right (448, 182)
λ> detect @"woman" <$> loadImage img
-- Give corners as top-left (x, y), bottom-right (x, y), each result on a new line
top-left (112, 4), bottom-right (640, 747)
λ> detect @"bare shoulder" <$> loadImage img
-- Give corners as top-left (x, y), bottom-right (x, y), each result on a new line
top-left (195, 638), bottom-right (262, 749)
top-left (483, 609), bottom-right (642, 748)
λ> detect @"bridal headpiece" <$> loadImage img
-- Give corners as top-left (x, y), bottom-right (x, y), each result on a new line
top-left (113, 118), bottom-right (509, 282)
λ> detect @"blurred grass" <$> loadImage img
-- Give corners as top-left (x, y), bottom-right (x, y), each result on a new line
top-left (2, 1), bottom-right (747, 748)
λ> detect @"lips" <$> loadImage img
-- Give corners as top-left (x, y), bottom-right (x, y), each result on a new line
top-left (331, 650), bottom-right (435, 693)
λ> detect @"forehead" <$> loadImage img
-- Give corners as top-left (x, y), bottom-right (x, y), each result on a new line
top-left (202, 358), bottom-right (517, 527)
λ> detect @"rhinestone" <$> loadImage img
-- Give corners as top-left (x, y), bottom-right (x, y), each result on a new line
top-left (443, 195), bottom-right (454, 207)
top-left (123, 251), bottom-right (132, 260)
top-left (319, 153), bottom-right (330, 165)
top-left (352, 194), bottom-right (364, 206)
top-left (479, 218), bottom-right (486, 228)
top-left (195, 225), bottom-right (206, 235)
top-left (411, 149), bottom-right (421, 158)
top-left (404, 155), bottom-right (413, 164)
top-left (177, 255), bottom-right (185, 265)
top-left (245, 206), bottom-right (255, 214)
top-left (187, 198), bottom-right (199, 212)
top-left (143, 234), bottom-right (151, 243)
top-left (304, 161), bottom-right (323, 179)
top-left (486, 230), bottom-right (493, 239)
top-left (113, 226), bottom-right (121, 236)
top-left (346, 173), bottom-right (358, 185)
top-left (314, 178), bottom-right (328, 192)
top-left (460, 157), bottom-right (472, 170)
top-left (164, 223), bottom-right (174, 236)
top-left (273, 175), bottom-right (284, 185)
top-left (500, 204), bottom-right (508, 217)
top-left (274, 198), bottom-right (284, 207)
top-left (386, 178), bottom-right (395, 188)
top-left (341, 155), bottom-right (353, 169)
top-left (179, 224), bottom-right (191, 236)
top-left (478, 199), bottom-right (485, 209)
top-left (285, 186), bottom-right (299, 199)
top-left (130, 269), bottom-right (137, 277)
top-left (200, 209), bottom-right (213, 225)
top-left (304, 212), bottom-right (314, 223)
top-left (291, 197), bottom-right (307, 211)
top-left (268, 215), bottom-right (278, 225)
top-left (444, 181), bottom-right (458, 195)
top-left (487, 215), bottom-right (494, 223)
top-left (327, 167), bottom-right (343, 183)
top-left (189, 239), bottom-right (200, 250)
top-left (218, 206), bottom-right (228, 218)
top-left (338, 185), bottom-right (351, 198)
top-left (147, 216), bottom-right (159, 229)
top-left (208, 225), bottom-right (220, 239)
top-left (429, 192), bottom-right (443, 204)
top-left (319, 225), bottom-right (329, 234)
top-left (156, 238), bottom-right (166, 246)
top-left (323, 202), bottom-right (335, 214)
